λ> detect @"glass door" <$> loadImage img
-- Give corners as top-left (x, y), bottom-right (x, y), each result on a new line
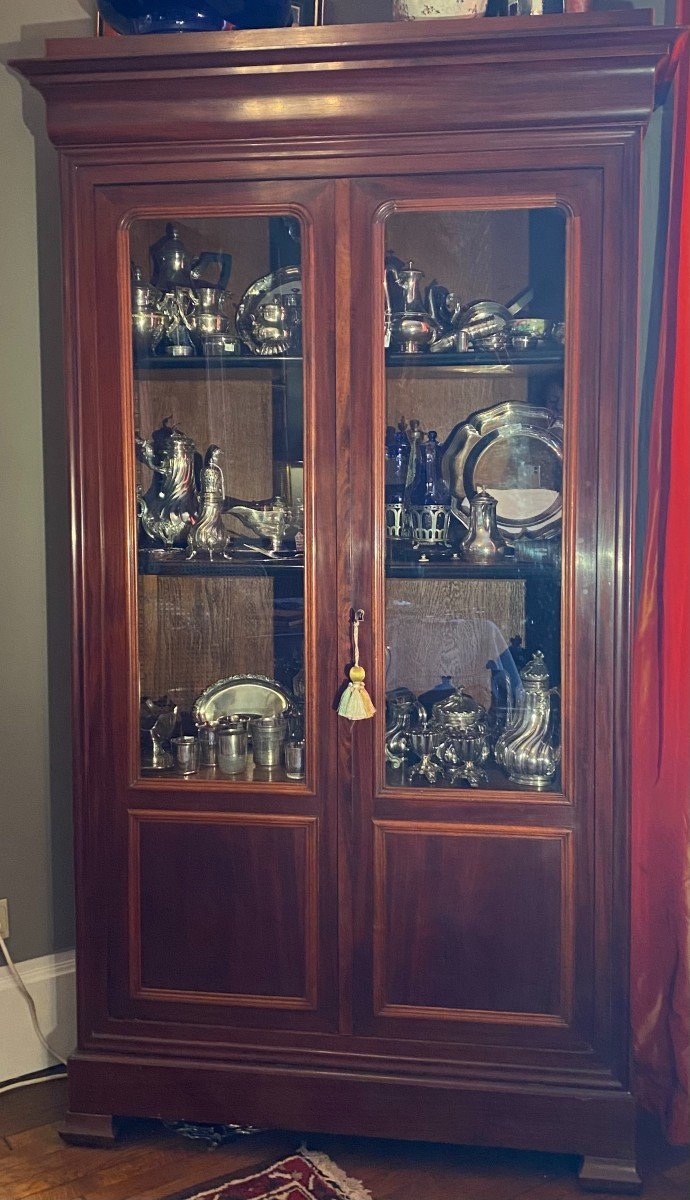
top-left (91, 179), bottom-right (339, 1034)
top-left (131, 213), bottom-right (308, 785)
top-left (348, 170), bottom-right (604, 1063)
top-left (382, 205), bottom-right (564, 795)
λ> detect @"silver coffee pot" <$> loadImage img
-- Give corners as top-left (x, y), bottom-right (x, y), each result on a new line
top-left (136, 417), bottom-right (199, 548)
top-left (386, 262), bottom-right (440, 353)
top-left (461, 489), bottom-right (507, 562)
top-left (494, 651), bottom-right (560, 789)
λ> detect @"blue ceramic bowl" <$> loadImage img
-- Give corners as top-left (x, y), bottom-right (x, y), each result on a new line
top-left (97, 1), bottom-right (293, 35)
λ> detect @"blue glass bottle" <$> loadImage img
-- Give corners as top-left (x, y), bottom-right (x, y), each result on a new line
top-left (409, 431), bottom-right (450, 506)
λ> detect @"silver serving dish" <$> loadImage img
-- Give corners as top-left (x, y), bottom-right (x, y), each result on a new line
top-left (193, 674), bottom-right (294, 728)
top-left (509, 318), bottom-right (554, 340)
top-left (235, 267), bottom-right (301, 355)
top-left (442, 401), bottom-right (563, 542)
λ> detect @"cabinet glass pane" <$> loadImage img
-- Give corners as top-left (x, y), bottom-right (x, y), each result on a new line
top-left (383, 208), bottom-right (565, 793)
top-left (131, 215), bottom-right (305, 782)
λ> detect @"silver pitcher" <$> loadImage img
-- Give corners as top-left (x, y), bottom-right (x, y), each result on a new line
top-left (386, 262), bottom-right (440, 353)
top-left (461, 489), bottom-right (507, 562)
top-left (136, 417), bottom-right (199, 549)
top-left (494, 651), bottom-right (560, 789)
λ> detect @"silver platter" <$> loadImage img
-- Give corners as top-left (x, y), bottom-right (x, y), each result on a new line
top-left (441, 401), bottom-right (564, 542)
top-left (193, 674), bottom-right (294, 727)
top-left (235, 267), bottom-right (301, 355)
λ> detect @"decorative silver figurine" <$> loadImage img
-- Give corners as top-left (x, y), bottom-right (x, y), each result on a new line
top-left (187, 445), bottom-right (232, 560)
top-left (140, 696), bottom-right (178, 770)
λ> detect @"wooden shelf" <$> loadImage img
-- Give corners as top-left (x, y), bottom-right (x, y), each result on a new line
top-left (386, 761), bottom-right (562, 796)
top-left (134, 354), bottom-right (302, 372)
top-left (386, 553), bottom-right (560, 580)
top-left (138, 550), bottom-right (304, 577)
top-left (386, 346), bottom-right (563, 376)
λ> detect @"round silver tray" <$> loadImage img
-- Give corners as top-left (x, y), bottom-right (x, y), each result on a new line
top-left (441, 401), bottom-right (563, 542)
top-left (193, 674), bottom-right (294, 727)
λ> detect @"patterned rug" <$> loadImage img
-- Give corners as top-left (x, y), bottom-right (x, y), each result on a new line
top-left (166, 1151), bottom-right (373, 1200)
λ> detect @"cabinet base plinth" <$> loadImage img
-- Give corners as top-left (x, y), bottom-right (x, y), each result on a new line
top-left (59, 1112), bottom-right (119, 1147)
top-left (578, 1156), bottom-right (642, 1194)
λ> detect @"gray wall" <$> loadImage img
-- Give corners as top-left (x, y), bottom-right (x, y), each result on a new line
top-left (0, 1), bottom-right (673, 964)
top-left (0, 1), bottom-right (95, 963)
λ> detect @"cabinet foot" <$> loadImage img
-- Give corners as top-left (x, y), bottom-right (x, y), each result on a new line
top-left (59, 1111), bottom-right (119, 1147)
top-left (578, 1156), bottom-right (642, 1194)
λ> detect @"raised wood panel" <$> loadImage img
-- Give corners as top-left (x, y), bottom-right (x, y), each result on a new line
top-left (373, 822), bottom-right (573, 1024)
top-left (129, 811), bottom-right (318, 1008)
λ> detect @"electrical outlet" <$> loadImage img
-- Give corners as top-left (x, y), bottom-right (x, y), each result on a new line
top-left (0, 899), bottom-right (9, 940)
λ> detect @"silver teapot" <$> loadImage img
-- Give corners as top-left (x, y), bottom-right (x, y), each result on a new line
top-left (149, 223), bottom-right (232, 293)
top-left (494, 651), bottom-right (560, 789)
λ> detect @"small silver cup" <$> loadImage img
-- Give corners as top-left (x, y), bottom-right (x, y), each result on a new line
top-left (285, 740), bottom-right (305, 780)
top-left (250, 715), bottom-right (286, 768)
top-left (197, 725), bottom-right (218, 768)
top-left (218, 724), bottom-right (248, 775)
top-left (171, 736), bottom-right (199, 775)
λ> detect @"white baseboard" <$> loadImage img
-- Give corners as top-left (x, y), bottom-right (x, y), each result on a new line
top-left (0, 950), bottom-right (76, 1082)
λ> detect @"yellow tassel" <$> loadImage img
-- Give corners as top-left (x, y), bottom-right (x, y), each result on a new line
top-left (338, 611), bottom-right (376, 721)
top-left (338, 665), bottom-right (376, 721)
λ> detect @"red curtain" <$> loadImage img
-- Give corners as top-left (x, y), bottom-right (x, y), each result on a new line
top-left (631, 9), bottom-right (690, 1146)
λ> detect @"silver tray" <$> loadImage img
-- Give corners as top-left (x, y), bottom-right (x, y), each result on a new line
top-left (441, 401), bottom-right (563, 542)
top-left (193, 674), bottom-right (294, 727)
top-left (235, 267), bottom-right (301, 354)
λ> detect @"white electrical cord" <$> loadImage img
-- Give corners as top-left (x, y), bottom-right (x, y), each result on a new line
top-left (0, 932), bottom-right (68, 1068)
top-left (0, 1070), bottom-right (67, 1098)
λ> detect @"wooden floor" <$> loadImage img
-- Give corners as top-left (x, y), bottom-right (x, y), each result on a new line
top-left (0, 1077), bottom-right (687, 1200)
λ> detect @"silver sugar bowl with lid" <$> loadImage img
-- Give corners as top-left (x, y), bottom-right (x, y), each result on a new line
top-left (432, 687), bottom-right (490, 788)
